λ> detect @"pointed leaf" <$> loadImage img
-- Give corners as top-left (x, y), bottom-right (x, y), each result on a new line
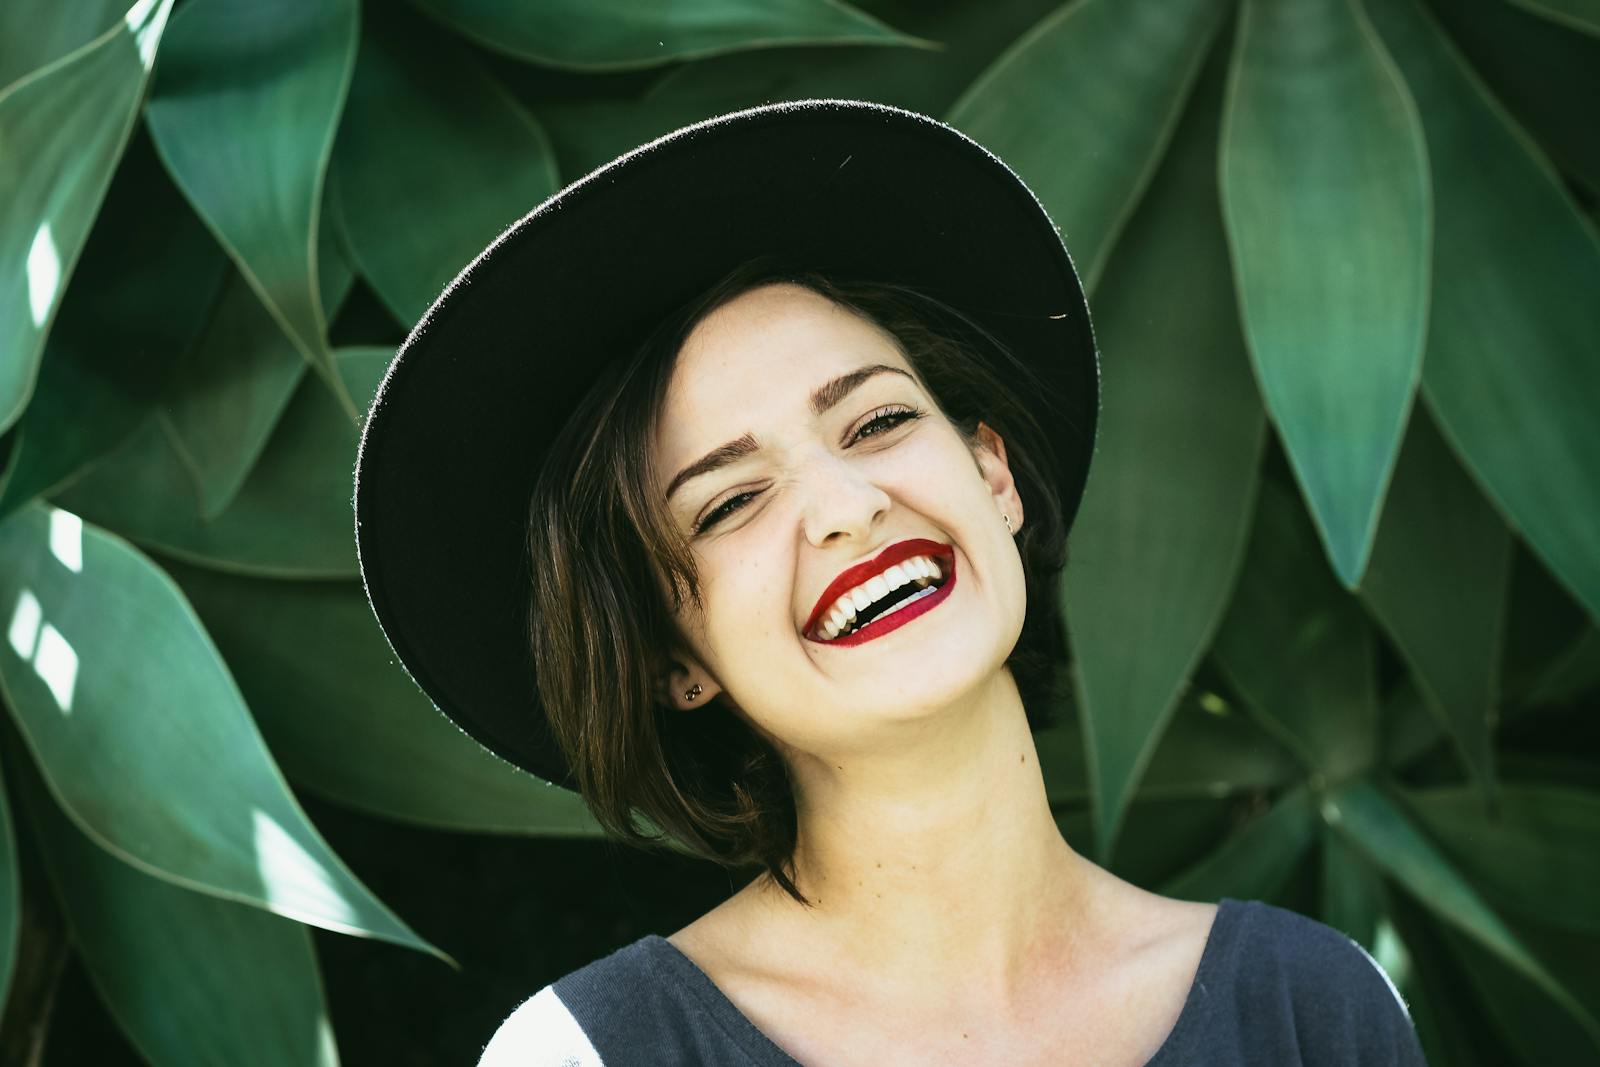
top-left (51, 349), bottom-right (383, 578)
top-left (1162, 785), bottom-right (1317, 902)
top-left (1508, 0), bottom-right (1600, 38)
top-left (0, 1), bottom-right (129, 89)
top-left (166, 559), bottom-right (602, 835)
top-left (0, 128), bottom-right (227, 523)
top-left (1358, 401), bottom-right (1510, 799)
top-left (1063, 44), bottom-right (1266, 858)
top-left (1403, 784), bottom-right (1600, 933)
top-left (946, 0), bottom-right (1232, 293)
top-left (1212, 477), bottom-right (1379, 781)
top-left (1431, 0), bottom-right (1600, 196)
top-left (330, 9), bottom-right (558, 327)
top-left (0, 0), bottom-right (175, 436)
top-left (410, 0), bottom-right (928, 72)
top-left (1367, 0), bottom-right (1600, 625)
top-left (1220, 0), bottom-right (1430, 585)
top-left (0, 502), bottom-right (442, 960)
top-left (1325, 777), bottom-right (1600, 1042)
top-left (162, 219), bottom-right (355, 522)
top-left (146, 0), bottom-right (359, 422)
top-left (5, 739), bottom-right (341, 1066)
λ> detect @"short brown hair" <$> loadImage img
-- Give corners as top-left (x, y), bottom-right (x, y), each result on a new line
top-left (525, 256), bottom-right (1072, 904)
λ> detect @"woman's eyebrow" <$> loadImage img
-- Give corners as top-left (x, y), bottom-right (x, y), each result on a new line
top-left (665, 364), bottom-right (914, 501)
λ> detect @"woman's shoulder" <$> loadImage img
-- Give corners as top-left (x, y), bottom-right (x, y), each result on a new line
top-left (476, 931), bottom-right (784, 1067)
top-left (1155, 897), bottom-right (1427, 1065)
top-left (476, 937), bottom-right (660, 1067)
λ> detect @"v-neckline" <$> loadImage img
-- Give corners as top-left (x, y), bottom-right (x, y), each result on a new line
top-left (644, 898), bottom-right (1242, 1066)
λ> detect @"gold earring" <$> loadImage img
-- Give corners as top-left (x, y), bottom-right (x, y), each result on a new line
top-left (684, 684), bottom-right (703, 701)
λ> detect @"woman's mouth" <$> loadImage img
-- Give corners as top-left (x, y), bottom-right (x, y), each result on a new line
top-left (804, 543), bottom-right (957, 647)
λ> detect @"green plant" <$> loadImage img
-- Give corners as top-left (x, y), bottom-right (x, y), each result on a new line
top-left (1, 0), bottom-right (1596, 1062)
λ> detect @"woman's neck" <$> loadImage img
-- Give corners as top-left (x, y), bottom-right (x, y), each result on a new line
top-left (743, 669), bottom-right (1097, 1005)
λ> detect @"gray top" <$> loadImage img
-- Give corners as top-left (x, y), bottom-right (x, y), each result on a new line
top-left (478, 898), bottom-right (1428, 1065)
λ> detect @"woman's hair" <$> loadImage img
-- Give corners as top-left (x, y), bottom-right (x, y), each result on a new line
top-left (526, 255), bottom-right (1073, 904)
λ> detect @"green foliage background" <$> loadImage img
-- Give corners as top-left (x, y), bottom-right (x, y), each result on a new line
top-left (1, 0), bottom-right (1598, 1062)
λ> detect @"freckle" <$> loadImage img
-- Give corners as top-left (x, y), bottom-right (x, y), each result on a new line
top-left (962, 1033), bottom-right (969, 1040)
top-left (1019, 753), bottom-right (1025, 764)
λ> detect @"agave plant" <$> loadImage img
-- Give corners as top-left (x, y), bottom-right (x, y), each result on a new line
top-left (0, 0), bottom-right (1595, 1062)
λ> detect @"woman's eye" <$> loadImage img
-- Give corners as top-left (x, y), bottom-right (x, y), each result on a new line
top-left (696, 491), bottom-right (758, 533)
top-left (850, 406), bottom-right (923, 444)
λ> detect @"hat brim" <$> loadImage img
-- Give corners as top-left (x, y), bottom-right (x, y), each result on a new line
top-left (354, 98), bottom-right (1099, 788)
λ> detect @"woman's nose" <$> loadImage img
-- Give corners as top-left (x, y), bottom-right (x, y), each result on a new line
top-left (798, 450), bottom-right (891, 547)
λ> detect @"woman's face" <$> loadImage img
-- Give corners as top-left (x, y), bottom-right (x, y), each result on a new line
top-left (653, 282), bottom-right (1027, 765)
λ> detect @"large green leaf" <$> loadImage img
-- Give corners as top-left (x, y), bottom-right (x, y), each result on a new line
top-left (145, 0), bottom-right (359, 423)
top-left (1368, 0), bottom-right (1600, 625)
top-left (1325, 777), bottom-right (1600, 1042)
top-left (0, 733), bottom-right (17, 1012)
top-left (161, 218), bottom-right (356, 522)
top-left (0, 0), bottom-right (175, 436)
top-left (409, 0), bottom-right (928, 71)
top-left (946, 0), bottom-right (1232, 294)
top-left (1358, 402), bottom-right (1510, 799)
top-left (330, 8), bottom-right (558, 327)
top-left (50, 349), bottom-right (385, 579)
top-left (0, 501), bottom-right (442, 961)
top-left (0, 0), bottom-right (129, 90)
top-left (0, 128), bottom-right (228, 524)
top-left (165, 559), bottom-right (603, 836)
top-left (1161, 786), bottom-right (1317, 902)
top-left (5, 737), bottom-right (341, 1067)
top-left (1212, 477), bottom-right (1379, 781)
top-left (1508, 0), bottom-right (1600, 37)
top-left (534, 0), bottom-right (1065, 182)
top-left (1220, 0), bottom-right (1430, 586)
top-left (1403, 784), bottom-right (1600, 933)
top-left (1063, 44), bottom-right (1266, 858)
top-left (1430, 0), bottom-right (1600, 196)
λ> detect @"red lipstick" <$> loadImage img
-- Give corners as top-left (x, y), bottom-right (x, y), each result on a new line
top-left (803, 538), bottom-right (956, 643)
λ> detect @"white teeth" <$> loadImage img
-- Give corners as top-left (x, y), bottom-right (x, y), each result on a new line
top-left (814, 552), bottom-right (949, 640)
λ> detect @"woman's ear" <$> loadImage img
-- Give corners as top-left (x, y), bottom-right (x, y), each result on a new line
top-left (973, 421), bottom-right (1024, 533)
top-left (656, 650), bottom-right (723, 711)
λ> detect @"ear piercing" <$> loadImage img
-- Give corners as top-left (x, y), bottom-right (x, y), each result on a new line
top-left (1003, 513), bottom-right (1014, 535)
top-left (684, 684), bottom-right (703, 701)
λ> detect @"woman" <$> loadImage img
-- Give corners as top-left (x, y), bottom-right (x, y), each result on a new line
top-left (354, 100), bottom-right (1425, 1065)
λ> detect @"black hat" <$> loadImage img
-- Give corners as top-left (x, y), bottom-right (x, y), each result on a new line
top-left (353, 98), bottom-right (1100, 789)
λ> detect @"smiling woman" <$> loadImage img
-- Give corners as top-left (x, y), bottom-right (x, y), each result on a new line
top-left (352, 100), bottom-right (1427, 1066)
top-left (524, 257), bottom-right (1071, 907)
